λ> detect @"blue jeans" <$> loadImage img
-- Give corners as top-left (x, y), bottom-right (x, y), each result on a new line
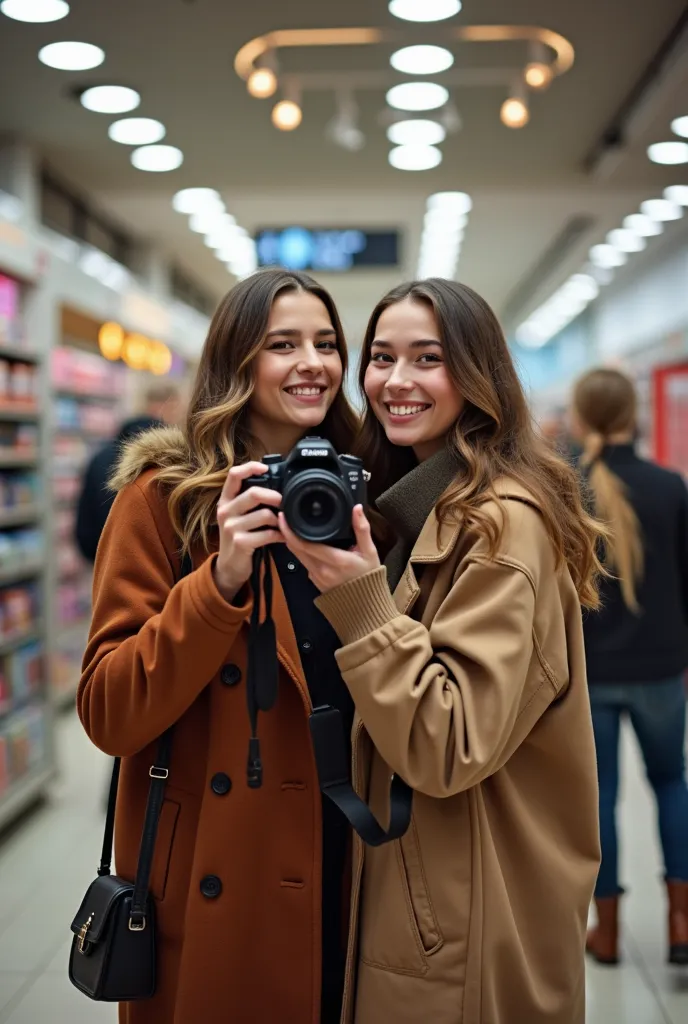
top-left (589, 677), bottom-right (688, 898)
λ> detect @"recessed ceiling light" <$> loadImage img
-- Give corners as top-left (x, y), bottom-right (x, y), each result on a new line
top-left (387, 82), bottom-right (449, 111)
top-left (664, 184), bottom-right (688, 206)
top-left (388, 145), bottom-right (442, 170)
top-left (607, 228), bottom-right (647, 253)
top-left (427, 191), bottom-right (472, 214)
top-left (647, 141), bottom-right (688, 165)
top-left (390, 45), bottom-right (454, 76)
top-left (388, 0), bottom-right (461, 22)
top-left (130, 144), bottom-right (183, 172)
top-left (1, 0), bottom-right (68, 21)
top-left (623, 213), bottom-right (663, 236)
top-left (386, 119), bottom-right (446, 146)
top-left (80, 85), bottom-right (140, 114)
top-left (172, 188), bottom-right (222, 214)
top-left (589, 244), bottom-right (628, 269)
top-left (108, 118), bottom-right (165, 145)
top-left (640, 198), bottom-right (683, 221)
top-left (670, 116), bottom-right (688, 139)
top-left (189, 209), bottom-right (227, 234)
top-left (38, 41), bottom-right (104, 71)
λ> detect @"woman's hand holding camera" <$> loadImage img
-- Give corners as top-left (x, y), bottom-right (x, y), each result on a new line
top-left (214, 463), bottom-right (283, 602)
top-left (279, 505), bottom-right (380, 594)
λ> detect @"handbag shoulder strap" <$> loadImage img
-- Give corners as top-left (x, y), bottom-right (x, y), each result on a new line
top-left (97, 550), bottom-right (194, 929)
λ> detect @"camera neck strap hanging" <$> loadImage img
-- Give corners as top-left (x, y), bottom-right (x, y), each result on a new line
top-left (245, 548), bottom-right (413, 847)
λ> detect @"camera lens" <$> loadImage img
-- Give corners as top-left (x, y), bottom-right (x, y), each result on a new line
top-left (282, 471), bottom-right (350, 542)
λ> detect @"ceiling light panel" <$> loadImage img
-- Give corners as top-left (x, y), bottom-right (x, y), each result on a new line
top-left (607, 228), bottom-right (646, 253)
top-left (108, 118), bottom-right (165, 145)
top-left (80, 85), bottom-right (140, 114)
top-left (387, 119), bottom-right (446, 146)
top-left (38, 41), bottom-right (104, 71)
top-left (388, 0), bottom-right (462, 22)
top-left (670, 116), bottom-right (688, 139)
top-left (130, 144), bottom-right (183, 172)
top-left (172, 188), bottom-right (223, 214)
top-left (622, 213), bottom-right (664, 236)
top-left (640, 198), bottom-right (683, 221)
top-left (647, 141), bottom-right (688, 165)
top-left (1, 0), bottom-right (68, 21)
top-left (589, 244), bottom-right (628, 268)
top-left (388, 145), bottom-right (442, 170)
top-left (417, 191), bottom-right (471, 279)
top-left (664, 184), bottom-right (688, 206)
top-left (516, 274), bottom-right (599, 349)
top-left (387, 82), bottom-right (449, 111)
top-left (390, 45), bottom-right (454, 75)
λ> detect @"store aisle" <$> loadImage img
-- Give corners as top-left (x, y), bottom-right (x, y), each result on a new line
top-left (0, 711), bottom-right (687, 1023)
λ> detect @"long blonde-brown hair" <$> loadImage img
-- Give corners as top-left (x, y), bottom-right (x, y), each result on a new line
top-left (573, 368), bottom-right (643, 612)
top-left (156, 268), bottom-right (359, 553)
top-left (356, 279), bottom-right (605, 609)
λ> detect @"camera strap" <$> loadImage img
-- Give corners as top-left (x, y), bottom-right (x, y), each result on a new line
top-left (244, 548), bottom-right (413, 846)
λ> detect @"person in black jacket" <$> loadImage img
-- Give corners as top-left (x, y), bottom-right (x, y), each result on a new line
top-left (75, 384), bottom-right (184, 563)
top-left (572, 368), bottom-right (688, 968)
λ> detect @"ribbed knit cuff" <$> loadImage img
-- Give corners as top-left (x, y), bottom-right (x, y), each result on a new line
top-left (314, 566), bottom-right (400, 644)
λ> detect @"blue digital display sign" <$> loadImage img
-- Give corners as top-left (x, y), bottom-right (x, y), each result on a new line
top-left (255, 228), bottom-right (399, 272)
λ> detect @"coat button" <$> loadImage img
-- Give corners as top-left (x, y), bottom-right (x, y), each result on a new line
top-left (221, 664), bottom-right (242, 687)
top-left (286, 561), bottom-right (297, 572)
top-left (301, 639), bottom-right (312, 652)
top-left (200, 875), bottom-right (222, 899)
top-left (210, 772), bottom-right (232, 796)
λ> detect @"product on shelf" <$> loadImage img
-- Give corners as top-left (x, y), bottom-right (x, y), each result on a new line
top-left (0, 471), bottom-right (40, 510)
top-left (0, 582), bottom-right (40, 637)
top-left (0, 702), bottom-right (48, 796)
top-left (52, 346), bottom-right (127, 399)
top-left (0, 274), bottom-right (23, 347)
top-left (0, 528), bottom-right (43, 571)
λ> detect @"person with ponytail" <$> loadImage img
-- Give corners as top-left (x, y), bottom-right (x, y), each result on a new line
top-left (572, 367), bottom-right (688, 968)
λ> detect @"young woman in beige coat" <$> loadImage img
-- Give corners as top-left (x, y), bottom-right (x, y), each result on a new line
top-left (280, 279), bottom-right (604, 1023)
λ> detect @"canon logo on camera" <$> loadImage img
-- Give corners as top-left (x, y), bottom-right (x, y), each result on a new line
top-left (302, 449), bottom-right (328, 457)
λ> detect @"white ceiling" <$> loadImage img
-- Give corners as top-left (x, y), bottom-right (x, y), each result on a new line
top-left (1, 0), bottom-right (687, 335)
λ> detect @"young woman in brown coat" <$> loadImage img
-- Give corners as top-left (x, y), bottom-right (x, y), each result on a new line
top-left (77, 268), bottom-right (359, 1024)
top-left (280, 279), bottom-right (604, 1023)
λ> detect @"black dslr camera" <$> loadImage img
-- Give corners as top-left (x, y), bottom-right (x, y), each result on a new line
top-left (241, 436), bottom-right (369, 545)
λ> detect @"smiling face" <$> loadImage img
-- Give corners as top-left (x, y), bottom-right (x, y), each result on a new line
top-left (248, 288), bottom-right (344, 455)
top-left (363, 297), bottom-right (464, 461)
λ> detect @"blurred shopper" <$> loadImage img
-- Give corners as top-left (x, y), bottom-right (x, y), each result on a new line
top-left (77, 269), bottom-right (359, 1024)
top-left (572, 368), bottom-right (688, 967)
top-left (280, 279), bottom-right (603, 1024)
top-left (74, 382), bottom-right (185, 563)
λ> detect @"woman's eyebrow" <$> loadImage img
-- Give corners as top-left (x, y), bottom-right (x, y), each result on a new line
top-left (371, 339), bottom-right (441, 348)
top-left (265, 328), bottom-right (336, 338)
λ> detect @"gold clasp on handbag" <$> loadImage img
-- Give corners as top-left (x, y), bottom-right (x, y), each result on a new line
top-left (77, 914), bottom-right (93, 954)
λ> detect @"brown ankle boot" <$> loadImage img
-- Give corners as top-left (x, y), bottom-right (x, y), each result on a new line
top-left (586, 896), bottom-right (620, 965)
top-left (667, 880), bottom-right (688, 965)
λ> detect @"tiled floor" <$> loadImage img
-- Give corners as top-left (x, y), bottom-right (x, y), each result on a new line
top-left (0, 712), bottom-right (687, 1022)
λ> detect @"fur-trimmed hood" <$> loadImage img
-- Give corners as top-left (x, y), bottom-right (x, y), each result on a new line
top-left (109, 425), bottom-right (191, 493)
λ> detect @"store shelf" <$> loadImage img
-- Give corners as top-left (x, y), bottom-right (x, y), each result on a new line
top-left (0, 451), bottom-right (38, 469)
top-left (54, 387), bottom-right (120, 403)
top-left (0, 506), bottom-right (41, 529)
top-left (0, 763), bottom-right (54, 834)
top-left (0, 624), bottom-right (42, 655)
top-left (54, 425), bottom-right (112, 441)
top-left (0, 345), bottom-right (41, 365)
top-left (0, 561), bottom-right (44, 586)
top-left (0, 405), bottom-right (39, 423)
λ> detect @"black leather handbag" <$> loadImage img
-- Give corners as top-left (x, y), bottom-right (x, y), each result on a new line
top-left (68, 554), bottom-right (191, 1002)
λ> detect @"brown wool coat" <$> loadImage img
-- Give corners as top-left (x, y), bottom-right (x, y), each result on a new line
top-left (316, 480), bottom-right (601, 1024)
top-left (77, 429), bottom-right (326, 1024)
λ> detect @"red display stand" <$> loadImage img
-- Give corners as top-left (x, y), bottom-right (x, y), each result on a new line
top-left (652, 363), bottom-right (688, 475)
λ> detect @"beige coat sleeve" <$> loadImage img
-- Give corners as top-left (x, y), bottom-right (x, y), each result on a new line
top-left (315, 505), bottom-right (566, 798)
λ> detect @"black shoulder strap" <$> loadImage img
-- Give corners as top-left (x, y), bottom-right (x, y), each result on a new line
top-left (309, 705), bottom-right (413, 847)
top-left (97, 550), bottom-right (194, 929)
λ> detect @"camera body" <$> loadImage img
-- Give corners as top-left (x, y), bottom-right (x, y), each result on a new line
top-left (241, 436), bottom-right (368, 545)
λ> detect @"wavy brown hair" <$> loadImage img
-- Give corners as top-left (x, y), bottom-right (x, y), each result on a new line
top-left (356, 279), bottom-right (605, 609)
top-left (156, 268), bottom-right (359, 553)
top-left (573, 368), bottom-right (643, 612)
